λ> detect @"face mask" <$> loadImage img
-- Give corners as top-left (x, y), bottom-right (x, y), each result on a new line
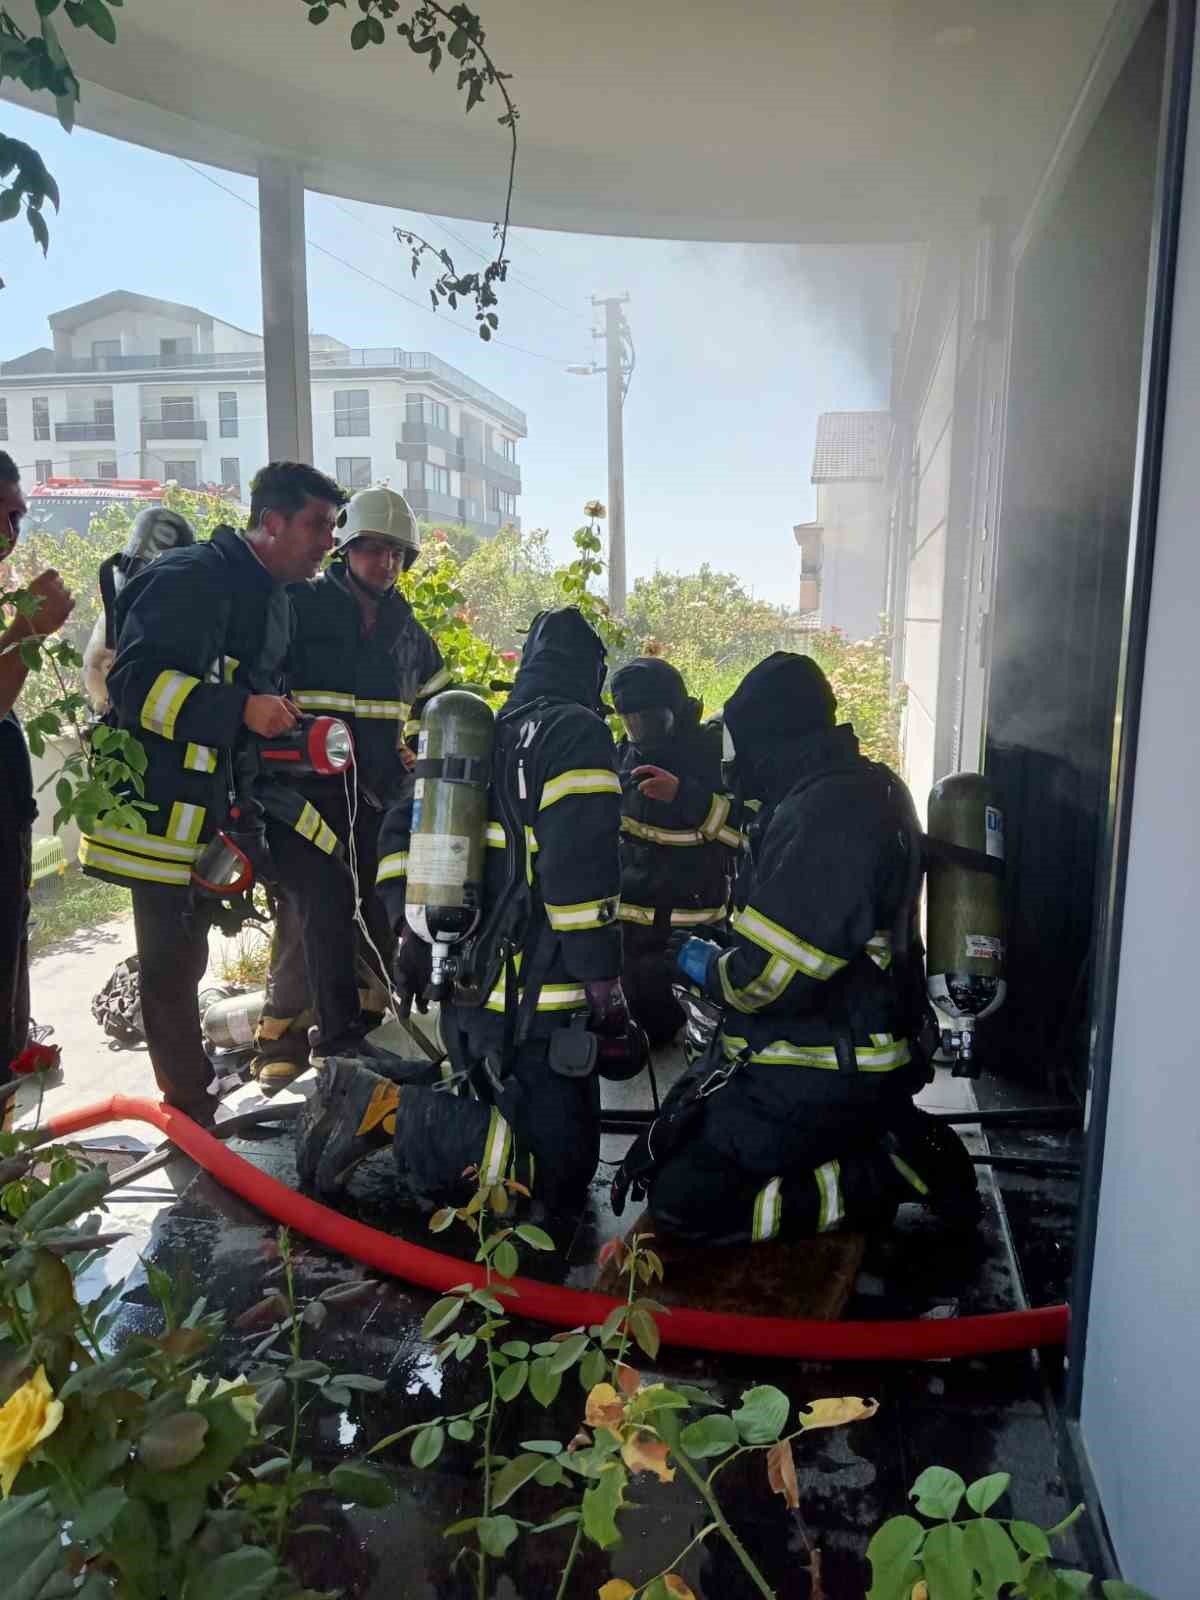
top-left (721, 722), bottom-right (738, 791)
top-left (624, 707), bottom-right (674, 748)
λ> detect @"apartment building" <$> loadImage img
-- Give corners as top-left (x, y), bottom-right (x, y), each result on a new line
top-left (792, 411), bottom-right (890, 637)
top-left (0, 291), bottom-right (525, 536)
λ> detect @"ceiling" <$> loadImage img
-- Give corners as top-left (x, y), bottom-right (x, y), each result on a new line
top-left (2, 0), bottom-right (1131, 242)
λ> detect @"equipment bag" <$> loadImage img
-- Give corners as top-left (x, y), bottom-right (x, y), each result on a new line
top-left (91, 955), bottom-right (146, 1048)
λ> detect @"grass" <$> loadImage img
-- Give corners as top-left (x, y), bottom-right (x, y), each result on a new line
top-left (218, 927), bottom-right (272, 987)
top-left (28, 865), bottom-right (130, 958)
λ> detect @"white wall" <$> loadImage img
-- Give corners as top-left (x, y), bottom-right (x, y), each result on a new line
top-left (816, 477), bottom-right (889, 639)
top-left (63, 309), bottom-right (206, 357)
top-left (1079, 30), bottom-right (1200, 1600)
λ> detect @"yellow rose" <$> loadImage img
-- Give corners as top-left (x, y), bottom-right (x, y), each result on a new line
top-left (187, 1374), bottom-right (260, 1434)
top-left (0, 1366), bottom-right (64, 1498)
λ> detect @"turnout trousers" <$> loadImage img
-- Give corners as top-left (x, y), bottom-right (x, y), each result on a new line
top-left (0, 811), bottom-right (32, 1097)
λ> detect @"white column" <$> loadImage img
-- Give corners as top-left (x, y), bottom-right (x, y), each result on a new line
top-left (257, 160), bottom-right (313, 464)
top-left (112, 382), bottom-right (143, 479)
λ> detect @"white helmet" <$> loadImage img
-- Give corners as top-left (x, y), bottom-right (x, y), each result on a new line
top-left (334, 487), bottom-right (420, 568)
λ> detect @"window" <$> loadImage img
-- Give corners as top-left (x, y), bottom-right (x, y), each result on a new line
top-left (32, 397), bottom-right (49, 441)
top-left (91, 339), bottom-right (121, 365)
top-left (334, 389), bottom-right (370, 437)
top-left (412, 460), bottom-right (451, 496)
top-left (220, 457), bottom-right (241, 495)
top-left (163, 461), bottom-right (198, 488)
top-left (498, 435), bottom-right (518, 464)
top-left (35, 460), bottom-right (52, 483)
top-left (94, 398), bottom-right (115, 428)
top-left (161, 395), bottom-right (196, 424)
top-left (219, 392), bottom-right (238, 438)
top-left (97, 461), bottom-right (117, 480)
top-left (0, 399), bottom-right (7, 441)
top-left (335, 456), bottom-right (372, 490)
top-left (490, 486), bottom-right (517, 518)
top-left (160, 337), bottom-right (193, 359)
top-left (405, 394), bottom-right (449, 432)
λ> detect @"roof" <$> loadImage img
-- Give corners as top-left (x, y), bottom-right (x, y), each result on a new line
top-left (811, 411), bottom-right (890, 484)
top-left (47, 292), bottom-right (260, 342)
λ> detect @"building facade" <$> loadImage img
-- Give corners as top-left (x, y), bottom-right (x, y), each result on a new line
top-left (793, 411), bottom-right (890, 636)
top-left (0, 292), bottom-right (525, 536)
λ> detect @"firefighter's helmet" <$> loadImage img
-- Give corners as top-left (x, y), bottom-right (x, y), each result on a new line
top-left (334, 487), bottom-right (420, 568)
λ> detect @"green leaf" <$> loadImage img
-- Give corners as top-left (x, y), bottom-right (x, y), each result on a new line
top-left (37, 0), bottom-right (63, 16)
top-left (410, 1424), bottom-right (444, 1468)
top-left (421, 1295), bottom-right (464, 1340)
top-left (500, 1340), bottom-right (530, 1359)
top-left (923, 1522), bottom-right (972, 1600)
top-left (489, 1452), bottom-right (545, 1509)
top-left (549, 1332), bottom-right (589, 1374)
top-left (1055, 1572), bottom-right (1097, 1596)
top-left (447, 27), bottom-right (469, 57)
top-left (629, 1306), bottom-right (660, 1361)
top-left (328, 1461), bottom-right (393, 1508)
top-left (448, 1418), bottom-right (474, 1442)
top-left (493, 1239), bottom-right (519, 1279)
top-left (80, 0), bottom-right (117, 44)
top-left (429, 1207), bottom-right (456, 1233)
top-left (732, 1384), bottom-right (789, 1445)
top-left (580, 1347), bottom-right (607, 1391)
top-left (535, 1458), bottom-right (565, 1487)
top-left (307, 4), bottom-right (328, 20)
top-left (497, 1360), bottom-right (528, 1402)
top-left (582, 1461), bottom-right (627, 1550)
top-left (19, 1165), bottom-right (107, 1235)
top-left (966, 1472), bottom-right (1011, 1514)
top-left (520, 1439), bottom-right (564, 1455)
top-left (911, 1465), bottom-right (967, 1521)
top-left (962, 1517), bottom-right (1021, 1600)
top-left (866, 1514), bottom-right (926, 1600)
top-left (366, 13), bottom-right (384, 43)
top-left (284, 1359), bottom-right (330, 1382)
top-left (1102, 1584), bottom-right (1157, 1600)
top-left (515, 1223), bottom-right (555, 1251)
top-left (1011, 1521), bottom-right (1052, 1559)
top-left (680, 1412), bottom-right (739, 1460)
top-left (329, 1372), bottom-right (387, 1392)
top-left (72, 1484), bottom-right (128, 1542)
top-left (476, 1514), bottom-right (519, 1557)
top-left (350, 17), bottom-right (370, 48)
top-left (139, 1411), bottom-right (209, 1472)
top-left (181, 1546), bottom-right (278, 1600)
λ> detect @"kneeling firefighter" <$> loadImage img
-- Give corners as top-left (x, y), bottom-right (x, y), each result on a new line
top-left (296, 607), bottom-right (639, 1220)
top-left (611, 657), bottom-right (738, 1047)
top-left (613, 652), bottom-right (980, 1245)
top-left (248, 487), bottom-right (450, 1091)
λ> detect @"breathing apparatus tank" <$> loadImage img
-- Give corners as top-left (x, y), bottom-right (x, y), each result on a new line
top-left (405, 689), bottom-right (495, 997)
top-left (201, 988), bottom-right (266, 1054)
top-left (84, 508), bottom-right (195, 713)
top-left (925, 771), bottom-right (1006, 1072)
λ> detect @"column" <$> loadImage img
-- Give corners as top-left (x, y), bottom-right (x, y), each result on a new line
top-left (257, 160), bottom-right (313, 464)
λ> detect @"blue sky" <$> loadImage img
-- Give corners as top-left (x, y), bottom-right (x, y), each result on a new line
top-left (1, 102), bottom-right (898, 606)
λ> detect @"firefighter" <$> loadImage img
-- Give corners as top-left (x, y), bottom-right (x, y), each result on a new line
top-left (610, 657), bottom-right (737, 1046)
top-left (249, 487), bottom-right (449, 1091)
top-left (296, 607), bottom-right (630, 1222)
top-left (0, 453), bottom-right (75, 1127)
top-left (80, 462), bottom-right (404, 1125)
top-left (614, 652), bottom-right (980, 1245)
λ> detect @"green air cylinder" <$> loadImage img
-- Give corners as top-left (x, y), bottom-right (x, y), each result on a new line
top-left (405, 689), bottom-right (494, 966)
top-left (201, 987), bottom-right (265, 1052)
top-left (925, 772), bottom-right (1006, 1025)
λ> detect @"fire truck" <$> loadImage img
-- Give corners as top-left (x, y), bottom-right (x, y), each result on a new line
top-left (23, 477), bottom-right (164, 538)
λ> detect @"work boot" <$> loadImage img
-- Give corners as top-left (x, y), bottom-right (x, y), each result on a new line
top-left (295, 1058), bottom-right (400, 1195)
top-left (885, 1109), bottom-right (983, 1231)
top-left (249, 1013), bottom-right (312, 1096)
top-left (310, 1034), bottom-right (426, 1085)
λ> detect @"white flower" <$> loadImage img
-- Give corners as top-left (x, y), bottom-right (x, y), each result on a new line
top-left (187, 1374), bottom-right (261, 1433)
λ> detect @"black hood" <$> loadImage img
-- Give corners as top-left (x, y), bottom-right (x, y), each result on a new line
top-left (725, 652), bottom-right (838, 797)
top-left (508, 607), bottom-right (608, 713)
top-left (610, 656), bottom-right (687, 716)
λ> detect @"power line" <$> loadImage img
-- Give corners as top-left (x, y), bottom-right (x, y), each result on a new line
top-left (178, 161), bottom-right (576, 367)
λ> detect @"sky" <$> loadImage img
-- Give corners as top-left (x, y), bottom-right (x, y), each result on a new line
top-left (1, 102), bottom-right (900, 606)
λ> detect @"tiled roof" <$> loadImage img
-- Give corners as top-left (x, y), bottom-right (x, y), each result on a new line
top-left (811, 411), bottom-right (890, 483)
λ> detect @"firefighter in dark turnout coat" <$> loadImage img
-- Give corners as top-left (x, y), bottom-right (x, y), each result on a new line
top-left (295, 608), bottom-right (628, 1219)
top-left (250, 488), bottom-right (449, 1089)
top-left (611, 657), bottom-right (736, 1046)
top-left (620, 652), bottom-right (979, 1245)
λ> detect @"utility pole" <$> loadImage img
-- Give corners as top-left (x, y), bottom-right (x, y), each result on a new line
top-left (592, 293), bottom-right (631, 614)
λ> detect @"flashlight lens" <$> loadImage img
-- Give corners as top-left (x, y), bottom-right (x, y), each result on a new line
top-left (324, 721), bottom-right (353, 771)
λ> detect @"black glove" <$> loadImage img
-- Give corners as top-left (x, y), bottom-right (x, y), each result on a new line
top-left (585, 978), bottom-right (629, 1038)
top-left (392, 925), bottom-right (433, 1019)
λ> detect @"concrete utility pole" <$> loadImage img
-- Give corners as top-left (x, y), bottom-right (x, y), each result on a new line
top-left (592, 293), bottom-right (631, 614)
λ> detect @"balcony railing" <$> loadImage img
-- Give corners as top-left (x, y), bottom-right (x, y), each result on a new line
top-left (142, 418), bottom-right (208, 440)
top-left (55, 420), bottom-right (116, 442)
top-left (3, 347), bottom-right (526, 430)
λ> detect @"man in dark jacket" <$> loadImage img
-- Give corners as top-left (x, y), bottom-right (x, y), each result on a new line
top-left (81, 462), bottom-right (403, 1123)
top-left (623, 652), bottom-right (978, 1245)
top-left (611, 657), bottom-right (736, 1046)
top-left (0, 453), bottom-right (74, 1128)
top-left (295, 607), bottom-right (629, 1221)
top-left (249, 487), bottom-right (448, 1090)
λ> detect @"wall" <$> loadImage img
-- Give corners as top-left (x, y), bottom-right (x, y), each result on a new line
top-left (814, 477), bottom-right (889, 639)
top-left (62, 309), bottom-right (207, 358)
top-left (1079, 27), bottom-right (1199, 1600)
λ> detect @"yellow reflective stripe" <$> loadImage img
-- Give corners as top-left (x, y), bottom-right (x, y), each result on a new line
top-left (621, 816), bottom-right (704, 847)
top-left (617, 903), bottom-right (656, 926)
top-left (717, 825), bottom-right (743, 850)
top-left (524, 824), bottom-right (537, 886)
top-left (866, 931), bottom-right (893, 971)
top-left (403, 721), bottom-right (422, 738)
top-left (417, 666), bottom-right (452, 697)
top-left (293, 689), bottom-right (356, 714)
top-left (698, 792), bottom-right (731, 842)
top-left (545, 897), bottom-right (619, 932)
top-left (816, 1161), bottom-right (843, 1231)
top-left (733, 905), bottom-right (848, 981)
top-left (166, 801), bottom-right (205, 847)
top-left (890, 1153), bottom-right (930, 1197)
top-left (223, 655), bottom-right (240, 684)
top-left (539, 768), bottom-right (622, 811)
top-left (140, 670), bottom-right (200, 740)
top-left (484, 979), bottom-right (588, 1014)
top-left (88, 822), bottom-right (199, 863)
top-left (355, 699), bottom-right (407, 720)
top-left (744, 798), bottom-right (762, 812)
top-left (480, 1109), bottom-right (512, 1186)
top-left (80, 836), bottom-right (193, 886)
top-left (717, 949), bottom-right (795, 1013)
top-left (376, 851), bottom-right (409, 885)
top-left (618, 903), bottom-right (725, 928)
top-left (296, 802), bottom-right (339, 855)
top-left (485, 821), bottom-right (506, 849)
top-left (721, 1033), bottom-right (912, 1072)
top-left (752, 1177), bottom-right (782, 1242)
top-left (183, 742), bottom-right (218, 774)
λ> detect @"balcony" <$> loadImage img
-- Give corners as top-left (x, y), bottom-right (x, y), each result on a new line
top-left (404, 486), bottom-right (462, 519)
top-left (142, 418), bottom-right (208, 441)
top-left (54, 420), bottom-right (116, 442)
top-left (484, 449), bottom-right (521, 490)
top-left (400, 420), bottom-right (460, 454)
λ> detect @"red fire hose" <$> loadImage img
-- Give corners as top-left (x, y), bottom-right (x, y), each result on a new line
top-left (47, 1095), bottom-right (1069, 1362)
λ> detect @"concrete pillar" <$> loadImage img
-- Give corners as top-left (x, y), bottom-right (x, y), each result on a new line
top-left (257, 160), bottom-right (313, 464)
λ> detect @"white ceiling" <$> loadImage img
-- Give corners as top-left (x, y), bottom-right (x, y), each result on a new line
top-left (3, 0), bottom-right (1126, 242)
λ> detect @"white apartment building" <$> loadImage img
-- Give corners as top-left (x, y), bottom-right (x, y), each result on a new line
top-left (792, 411), bottom-right (890, 639)
top-left (0, 291), bottom-right (525, 536)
